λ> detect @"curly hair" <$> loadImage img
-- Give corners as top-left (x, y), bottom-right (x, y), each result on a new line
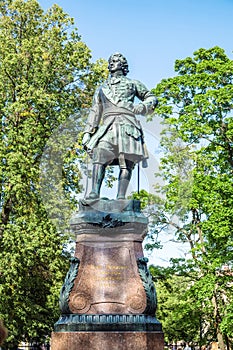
top-left (108, 52), bottom-right (129, 76)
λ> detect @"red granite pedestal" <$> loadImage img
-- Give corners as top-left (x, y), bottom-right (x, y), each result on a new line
top-left (51, 199), bottom-right (164, 350)
top-left (51, 331), bottom-right (164, 350)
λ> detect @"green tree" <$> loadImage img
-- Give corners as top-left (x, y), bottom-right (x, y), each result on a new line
top-left (151, 46), bottom-right (233, 349)
top-left (151, 265), bottom-right (202, 346)
top-left (0, 0), bottom-right (107, 348)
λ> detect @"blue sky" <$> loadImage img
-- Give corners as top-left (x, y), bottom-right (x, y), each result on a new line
top-left (38, 0), bottom-right (233, 265)
top-left (39, 0), bottom-right (233, 89)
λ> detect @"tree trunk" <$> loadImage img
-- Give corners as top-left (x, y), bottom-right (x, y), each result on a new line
top-left (212, 292), bottom-right (225, 350)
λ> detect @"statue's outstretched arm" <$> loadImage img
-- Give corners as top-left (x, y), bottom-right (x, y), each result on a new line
top-left (134, 80), bottom-right (158, 115)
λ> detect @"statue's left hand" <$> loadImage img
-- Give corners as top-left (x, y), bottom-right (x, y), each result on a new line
top-left (133, 103), bottom-right (146, 115)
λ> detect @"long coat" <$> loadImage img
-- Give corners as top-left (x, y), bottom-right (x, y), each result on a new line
top-left (84, 75), bottom-right (157, 167)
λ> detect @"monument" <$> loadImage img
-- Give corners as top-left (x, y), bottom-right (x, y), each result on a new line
top-left (51, 53), bottom-right (164, 350)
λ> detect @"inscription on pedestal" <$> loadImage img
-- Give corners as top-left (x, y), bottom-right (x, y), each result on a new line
top-left (89, 264), bottom-right (127, 286)
top-left (68, 244), bottom-right (147, 314)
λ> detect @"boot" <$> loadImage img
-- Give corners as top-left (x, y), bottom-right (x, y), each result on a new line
top-left (117, 167), bottom-right (132, 199)
top-left (87, 164), bottom-right (106, 199)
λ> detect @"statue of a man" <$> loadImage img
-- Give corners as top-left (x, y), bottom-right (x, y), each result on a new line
top-left (82, 53), bottom-right (158, 199)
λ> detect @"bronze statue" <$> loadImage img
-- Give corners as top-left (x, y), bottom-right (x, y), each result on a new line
top-left (82, 53), bottom-right (158, 199)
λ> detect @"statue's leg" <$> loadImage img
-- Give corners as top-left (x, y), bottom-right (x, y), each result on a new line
top-left (87, 163), bottom-right (106, 199)
top-left (87, 144), bottom-right (115, 199)
top-left (117, 160), bottom-right (134, 200)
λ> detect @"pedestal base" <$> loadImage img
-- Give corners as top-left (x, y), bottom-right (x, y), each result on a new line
top-left (52, 200), bottom-right (164, 349)
top-left (51, 331), bottom-right (164, 350)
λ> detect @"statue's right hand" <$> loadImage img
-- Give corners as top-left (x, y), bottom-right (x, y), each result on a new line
top-left (82, 132), bottom-right (91, 147)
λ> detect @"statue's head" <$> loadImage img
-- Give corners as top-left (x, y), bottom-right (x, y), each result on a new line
top-left (108, 52), bottom-right (129, 76)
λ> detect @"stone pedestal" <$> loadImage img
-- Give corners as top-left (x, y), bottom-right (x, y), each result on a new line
top-left (51, 199), bottom-right (164, 350)
top-left (51, 331), bottom-right (164, 350)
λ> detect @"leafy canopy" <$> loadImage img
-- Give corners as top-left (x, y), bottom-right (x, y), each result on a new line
top-left (149, 46), bottom-right (233, 348)
top-left (0, 0), bottom-right (107, 348)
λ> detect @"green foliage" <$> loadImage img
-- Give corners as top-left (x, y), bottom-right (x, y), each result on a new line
top-left (151, 46), bottom-right (233, 348)
top-left (0, 0), bottom-right (107, 348)
top-left (151, 266), bottom-right (201, 344)
top-left (131, 190), bottom-right (164, 250)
